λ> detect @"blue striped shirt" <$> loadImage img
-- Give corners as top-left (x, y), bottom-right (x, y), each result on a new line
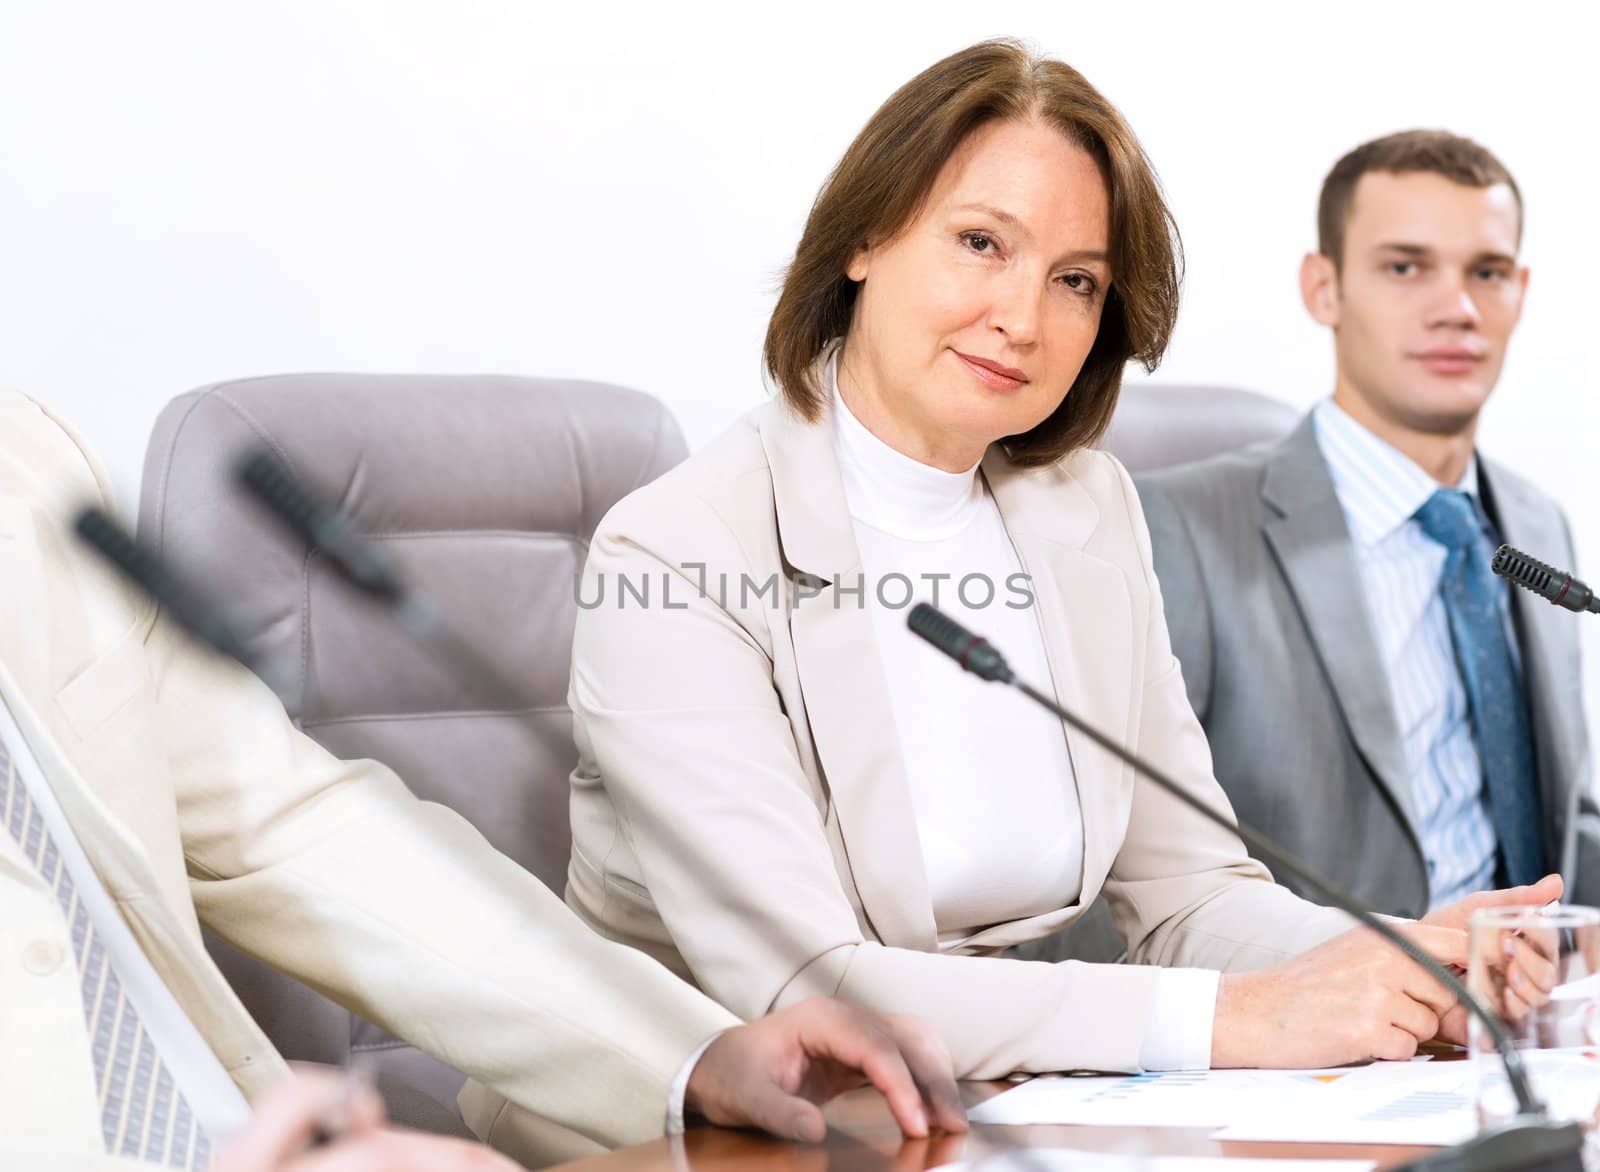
top-left (1312, 399), bottom-right (1516, 908)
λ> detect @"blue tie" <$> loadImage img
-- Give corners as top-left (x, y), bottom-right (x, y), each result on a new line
top-left (1413, 488), bottom-right (1544, 888)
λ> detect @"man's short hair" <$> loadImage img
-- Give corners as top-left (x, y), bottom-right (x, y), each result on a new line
top-left (1317, 129), bottom-right (1522, 267)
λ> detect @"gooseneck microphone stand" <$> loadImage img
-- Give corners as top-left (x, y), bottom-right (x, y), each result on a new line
top-left (907, 602), bottom-right (1582, 1172)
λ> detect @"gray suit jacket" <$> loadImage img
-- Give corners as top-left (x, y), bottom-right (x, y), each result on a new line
top-left (1135, 414), bottom-right (1600, 915)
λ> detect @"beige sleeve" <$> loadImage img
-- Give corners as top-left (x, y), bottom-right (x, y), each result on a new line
top-left (145, 609), bottom-right (736, 1152)
top-left (1096, 455), bottom-right (1354, 972)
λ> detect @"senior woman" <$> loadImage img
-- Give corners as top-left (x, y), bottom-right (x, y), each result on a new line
top-left (562, 40), bottom-right (1560, 1079)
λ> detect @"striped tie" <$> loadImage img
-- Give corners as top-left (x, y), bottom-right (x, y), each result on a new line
top-left (0, 730), bottom-right (211, 1169)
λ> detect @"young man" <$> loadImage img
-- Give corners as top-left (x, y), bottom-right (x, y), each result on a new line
top-left (0, 389), bottom-right (965, 1170)
top-left (1137, 130), bottom-right (1598, 917)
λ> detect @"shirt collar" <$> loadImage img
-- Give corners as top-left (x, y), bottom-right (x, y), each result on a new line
top-left (827, 350), bottom-right (984, 541)
top-left (1312, 398), bottom-right (1482, 548)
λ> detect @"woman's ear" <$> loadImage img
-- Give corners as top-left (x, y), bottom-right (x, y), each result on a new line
top-left (847, 245), bottom-right (871, 283)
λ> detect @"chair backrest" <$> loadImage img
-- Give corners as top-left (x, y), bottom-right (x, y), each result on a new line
top-left (139, 372), bottom-right (687, 1134)
top-left (1096, 383), bottom-right (1300, 475)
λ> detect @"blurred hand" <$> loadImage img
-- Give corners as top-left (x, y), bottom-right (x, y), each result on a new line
top-left (1421, 874), bottom-right (1563, 935)
top-left (1423, 874), bottom-right (1563, 1038)
top-left (212, 1067), bottom-right (518, 1172)
top-left (1211, 921), bottom-right (1470, 1068)
top-left (683, 998), bottom-right (967, 1144)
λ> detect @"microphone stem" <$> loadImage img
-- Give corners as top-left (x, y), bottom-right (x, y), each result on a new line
top-left (1010, 676), bottom-right (1542, 1117)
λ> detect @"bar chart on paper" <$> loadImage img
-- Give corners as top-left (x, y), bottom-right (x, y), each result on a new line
top-left (968, 1058), bottom-right (1483, 1146)
top-left (1213, 1060), bottom-right (1476, 1145)
top-left (967, 1066), bottom-right (1374, 1130)
top-left (937, 1153), bottom-right (1377, 1171)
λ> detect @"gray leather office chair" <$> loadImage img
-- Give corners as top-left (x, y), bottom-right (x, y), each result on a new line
top-left (138, 372), bottom-right (688, 1136)
top-left (1097, 382), bottom-right (1301, 476)
top-left (1012, 381), bottom-right (1302, 966)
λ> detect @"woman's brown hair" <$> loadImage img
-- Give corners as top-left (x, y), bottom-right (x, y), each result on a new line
top-left (763, 39), bottom-right (1182, 467)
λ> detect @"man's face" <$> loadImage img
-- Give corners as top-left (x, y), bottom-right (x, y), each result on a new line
top-left (1304, 171), bottom-right (1528, 436)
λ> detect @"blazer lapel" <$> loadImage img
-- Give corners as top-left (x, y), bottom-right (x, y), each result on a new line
top-left (983, 452), bottom-right (1128, 915)
top-left (758, 399), bottom-right (938, 951)
top-left (0, 653), bottom-right (286, 1097)
top-left (1480, 461), bottom-right (1584, 866)
top-left (1260, 418), bottom-right (1424, 840)
top-left (0, 508), bottom-right (287, 1101)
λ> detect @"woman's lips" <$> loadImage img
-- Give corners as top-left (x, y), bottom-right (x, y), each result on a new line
top-left (954, 351), bottom-right (1029, 391)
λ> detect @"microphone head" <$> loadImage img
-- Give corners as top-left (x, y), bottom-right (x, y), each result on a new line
top-left (73, 507), bottom-right (257, 667)
top-left (236, 449), bottom-right (321, 537)
top-left (75, 507), bottom-right (184, 605)
top-left (1492, 544), bottom-right (1555, 592)
top-left (1492, 543), bottom-right (1597, 614)
top-left (234, 448), bottom-right (404, 600)
top-left (906, 603), bottom-right (1013, 683)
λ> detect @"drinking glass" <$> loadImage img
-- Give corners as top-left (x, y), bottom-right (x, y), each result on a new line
top-left (1469, 904), bottom-right (1600, 1168)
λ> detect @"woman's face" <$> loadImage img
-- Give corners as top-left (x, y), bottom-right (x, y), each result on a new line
top-left (839, 117), bottom-right (1112, 472)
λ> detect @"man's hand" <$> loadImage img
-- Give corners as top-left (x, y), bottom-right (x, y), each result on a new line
top-left (1421, 873), bottom-right (1564, 1041)
top-left (213, 1067), bottom-right (518, 1172)
top-left (1421, 873), bottom-right (1563, 934)
top-left (683, 998), bottom-right (967, 1143)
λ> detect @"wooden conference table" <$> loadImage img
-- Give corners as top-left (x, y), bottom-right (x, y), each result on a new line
top-left (552, 1081), bottom-right (1434, 1171)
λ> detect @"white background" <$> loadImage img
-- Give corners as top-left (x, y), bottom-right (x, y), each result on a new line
top-left (3, 1), bottom-right (1598, 736)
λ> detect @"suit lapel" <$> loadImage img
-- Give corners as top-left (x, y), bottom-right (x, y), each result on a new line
top-left (0, 505), bottom-right (287, 1101)
top-left (1480, 462), bottom-right (1582, 865)
top-left (758, 400), bottom-right (938, 951)
top-left (1260, 418), bottom-right (1424, 839)
top-left (0, 651), bottom-right (286, 1096)
top-left (983, 451), bottom-right (1127, 914)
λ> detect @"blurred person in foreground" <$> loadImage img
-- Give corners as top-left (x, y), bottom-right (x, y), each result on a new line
top-left (0, 388), bottom-right (965, 1170)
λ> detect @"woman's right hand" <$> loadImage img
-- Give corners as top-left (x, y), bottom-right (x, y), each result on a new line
top-left (1210, 922), bottom-right (1470, 1068)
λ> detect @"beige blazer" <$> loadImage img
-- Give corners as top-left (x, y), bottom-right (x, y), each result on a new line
top-left (0, 391), bottom-right (736, 1169)
top-left (565, 393), bottom-right (1355, 1080)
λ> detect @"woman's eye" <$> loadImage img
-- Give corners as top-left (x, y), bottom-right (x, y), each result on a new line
top-left (1388, 261), bottom-right (1416, 276)
top-left (961, 231), bottom-right (997, 254)
top-left (1060, 272), bottom-right (1097, 296)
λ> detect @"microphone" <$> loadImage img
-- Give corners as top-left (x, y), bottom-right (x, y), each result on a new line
top-left (233, 448), bottom-right (530, 712)
top-left (74, 508), bottom-right (261, 672)
top-left (907, 602), bottom-right (1582, 1172)
top-left (236, 451), bottom-right (405, 600)
top-left (1492, 545), bottom-right (1600, 614)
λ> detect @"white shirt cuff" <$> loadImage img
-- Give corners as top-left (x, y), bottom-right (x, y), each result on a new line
top-left (1137, 967), bottom-right (1220, 1071)
top-left (665, 1033), bottom-right (725, 1135)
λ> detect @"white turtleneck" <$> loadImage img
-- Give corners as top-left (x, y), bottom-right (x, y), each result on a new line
top-left (829, 359), bottom-right (1218, 1071)
top-left (832, 385), bottom-right (1085, 939)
